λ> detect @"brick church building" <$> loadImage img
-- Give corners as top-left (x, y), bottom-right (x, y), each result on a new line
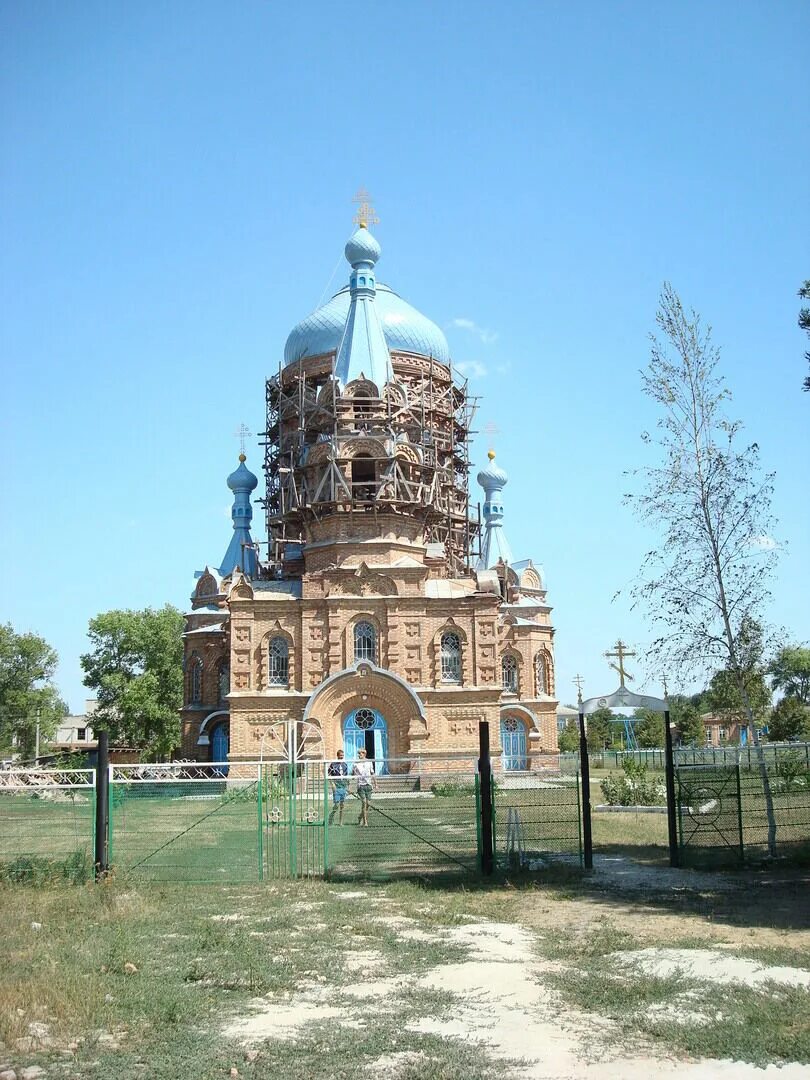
top-left (179, 213), bottom-right (559, 771)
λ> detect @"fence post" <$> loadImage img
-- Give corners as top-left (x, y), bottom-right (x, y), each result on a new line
top-left (257, 763), bottom-right (264, 882)
top-left (663, 710), bottom-right (679, 868)
top-left (94, 730), bottom-right (109, 880)
top-left (735, 753), bottom-right (745, 865)
top-left (478, 722), bottom-right (494, 875)
top-left (578, 711), bottom-right (593, 870)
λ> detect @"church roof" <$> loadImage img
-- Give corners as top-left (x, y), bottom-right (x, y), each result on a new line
top-left (284, 284), bottom-right (450, 366)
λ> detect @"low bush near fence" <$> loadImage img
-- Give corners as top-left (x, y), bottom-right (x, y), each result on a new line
top-left (601, 758), bottom-right (664, 807)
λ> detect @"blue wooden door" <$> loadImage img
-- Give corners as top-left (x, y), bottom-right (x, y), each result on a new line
top-left (501, 718), bottom-right (527, 771)
top-left (343, 709), bottom-right (388, 774)
top-left (211, 723), bottom-right (229, 775)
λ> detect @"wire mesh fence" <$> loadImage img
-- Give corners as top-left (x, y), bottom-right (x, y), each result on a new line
top-left (0, 768), bottom-right (95, 882)
top-left (323, 759), bottom-right (481, 880)
top-left (676, 753), bottom-right (810, 866)
top-left (0, 755), bottom-right (585, 884)
top-left (494, 771), bottom-right (583, 869)
top-left (109, 764), bottom-right (262, 883)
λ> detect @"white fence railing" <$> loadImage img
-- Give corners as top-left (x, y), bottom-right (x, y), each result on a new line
top-left (0, 767), bottom-right (95, 790)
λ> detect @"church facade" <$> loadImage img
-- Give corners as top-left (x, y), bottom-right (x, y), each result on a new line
top-left (179, 217), bottom-right (559, 771)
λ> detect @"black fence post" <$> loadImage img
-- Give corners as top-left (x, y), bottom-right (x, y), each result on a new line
top-left (663, 710), bottom-right (679, 868)
top-left (478, 721), bottom-right (494, 876)
top-left (94, 730), bottom-right (109, 880)
top-left (578, 711), bottom-right (593, 870)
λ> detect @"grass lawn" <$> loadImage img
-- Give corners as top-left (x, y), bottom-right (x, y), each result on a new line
top-left (1, 862), bottom-right (809, 1079)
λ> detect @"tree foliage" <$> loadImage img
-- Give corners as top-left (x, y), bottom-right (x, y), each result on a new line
top-left (81, 606), bottom-right (184, 760)
top-left (768, 697), bottom-right (810, 743)
top-left (585, 707), bottom-right (613, 751)
top-left (633, 709), bottom-right (665, 749)
top-left (626, 284), bottom-right (780, 850)
top-left (0, 623), bottom-right (68, 757)
top-left (668, 694), bottom-right (705, 746)
top-left (557, 719), bottom-right (580, 753)
top-left (768, 645), bottom-right (810, 705)
top-left (799, 280), bottom-right (810, 392)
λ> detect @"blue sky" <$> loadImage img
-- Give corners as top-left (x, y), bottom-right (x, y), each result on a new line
top-left (1, 1), bottom-right (808, 713)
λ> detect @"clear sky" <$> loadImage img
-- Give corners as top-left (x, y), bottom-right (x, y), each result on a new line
top-left (1, 1), bottom-right (808, 713)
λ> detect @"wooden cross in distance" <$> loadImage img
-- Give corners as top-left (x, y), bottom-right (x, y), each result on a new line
top-left (234, 424), bottom-right (252, 456)
top-left (604, 640), bottom-right (636, 688)
top-left (572, 673), bottom-right (585, 705)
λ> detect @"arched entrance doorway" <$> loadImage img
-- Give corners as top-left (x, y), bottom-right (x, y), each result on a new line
top-left (210, 721), bottom-right (230, 775)
top-left (501, 717), bottom-right (527, 771)
top-left (343, 708), bottom-right (388, 773)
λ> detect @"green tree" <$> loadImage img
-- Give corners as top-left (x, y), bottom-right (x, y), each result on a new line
top-left (585, 707), bottom-right (613, 752)
top-left (558, 719), bottom-right (580, 753)
top-left (768, 698), bottom-right (810, 743)
top-left (669, 697), bottom-right (705, 747)
top-left (768, 645), bottom-right (810, 705)
top-left (799, 280), bottom-right (810, 392)
top-left (706, 623), bottom-right (771, 726)
top-left (81, 606), bottom-right (184, 760)
top-left (633, 709), bottom-right (665, 748)
top-left (626, 285), bottom-right (780, 852)
top-left (0, 623), bottom-right (68, 758)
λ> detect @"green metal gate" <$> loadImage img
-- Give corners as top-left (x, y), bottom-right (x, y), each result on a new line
top-left (262, 762), bottom-right (328, 878)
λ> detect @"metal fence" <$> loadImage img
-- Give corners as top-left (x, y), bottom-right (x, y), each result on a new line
top-left (494, 773), bottom-right (582, 869)
top-left (561, 742), bottom-right (810, 775)
top-left (0, 756), bottom-right (584, 883)
top-left (676, 754), bottom-right (810, 866)
top-left (0, 768), bottom-right (96, 882)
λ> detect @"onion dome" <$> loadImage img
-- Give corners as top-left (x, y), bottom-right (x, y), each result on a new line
top-left (220, 454), bottom-right (258, 578)
top-left (227, 454), bottom-right (258, 493)
top-left (284, 227), bottom-right (450, 365)
top-left (345, 224), bottom-right (381, 267)
top-left (476, 449), bottom-right (508, 492)
top-left (476, 451), bottom-right (514, 569)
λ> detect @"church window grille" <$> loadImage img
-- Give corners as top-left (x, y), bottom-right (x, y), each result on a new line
top-left (441, 632), bottom-right (462, 684)
top-left (503, 717), bottom-right (520, 733)
top-left (268, 637), bottom-right (289, 686)
top-left (217, 662), bottom-right (230, 704)
top-left (354, 622), bottom-right (377, 663)
top-left (189, 656), bottom-right (203, 705)
top-left (354, 708), bottom-right (376, 730)
top-left (502, 654), bottom-right (518, 693)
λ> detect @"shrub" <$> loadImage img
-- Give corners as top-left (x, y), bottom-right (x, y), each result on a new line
top-left (600, 757), bottom-right (664, 806)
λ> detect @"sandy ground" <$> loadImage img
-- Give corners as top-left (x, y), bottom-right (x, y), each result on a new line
top-left (223, 888), bottom-right (810, 1079)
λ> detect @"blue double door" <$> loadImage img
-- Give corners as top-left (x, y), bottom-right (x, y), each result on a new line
top-left (501, 719), bottom-right (527, 771)
top-left (343, 708), bottom-right (388, 774)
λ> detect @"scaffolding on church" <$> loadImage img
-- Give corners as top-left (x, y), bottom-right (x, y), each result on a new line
top-left (259, 349), bottom-right (482, 577)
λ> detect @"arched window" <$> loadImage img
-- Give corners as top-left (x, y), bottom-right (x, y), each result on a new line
top-left (352, 454), bottom-right (375, 498)
top-left (535, 651), bottom-right (547, 695)
top-left (189, 655), bottom-right (203, 705)
top-left (217, 661), bottom-right (230, 704)
top-left (501, 654), bottom-right (518, 693)
top-left (441, 632), bottom-right (462, 684)
top-left (268, 637), bottom-right (289, 686)
top-left (354, 621), bottom-right (377, 663)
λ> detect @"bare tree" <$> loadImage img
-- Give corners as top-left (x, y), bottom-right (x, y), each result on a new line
top-left (626, 283), bottom-right (779, 854)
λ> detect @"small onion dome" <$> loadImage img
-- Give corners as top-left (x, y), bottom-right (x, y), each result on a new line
top-left (345, 224), bottom-right (381, 267)
top-left (477, 449), bottom-right (508, 490)
top-left (227, 454), bottom-right (259, 492)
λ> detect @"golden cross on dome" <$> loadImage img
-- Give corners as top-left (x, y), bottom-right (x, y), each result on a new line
top-left (353, 187), bottom-right (379, 227)
top-left (234, 423), bottom-right (252, 457)
top-left (604, 639), bottom-right (636, 688)
top-left (482, 421), bottom-right (500, 454)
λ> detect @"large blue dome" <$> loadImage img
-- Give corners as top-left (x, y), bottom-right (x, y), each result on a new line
top-left (284, 283), bottom-right (451, 366)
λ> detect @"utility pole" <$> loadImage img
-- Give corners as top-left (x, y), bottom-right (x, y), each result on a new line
top-left (35, 709), bottom-right (41, 762)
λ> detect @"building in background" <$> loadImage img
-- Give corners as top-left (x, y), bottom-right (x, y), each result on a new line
top-left (180, 216), bottom-right (559, 772)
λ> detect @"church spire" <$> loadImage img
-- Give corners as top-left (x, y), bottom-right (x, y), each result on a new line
top-left (476, 450), bottom-right (514, 569)
top-left (219, 453), bottom-right (259, 578)
top-left (334, 224), bottom-right (394, 391)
